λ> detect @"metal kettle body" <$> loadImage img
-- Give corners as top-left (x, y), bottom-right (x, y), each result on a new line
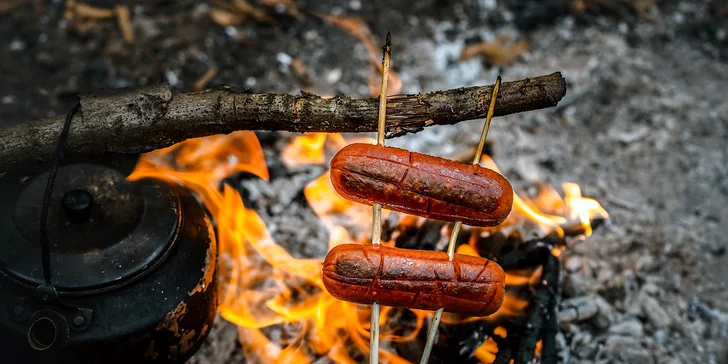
top-left (0, 155), bottom-right (218, 364)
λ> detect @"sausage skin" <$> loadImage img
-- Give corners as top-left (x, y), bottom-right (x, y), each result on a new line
top-left (322, 244), bottom-right (506, 316)
top-left (330, 143), bottom-right (513, 227)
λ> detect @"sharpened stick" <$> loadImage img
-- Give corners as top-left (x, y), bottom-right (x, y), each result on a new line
top-left (419, 76), bottom-right (502, 364)
top-left (369, 31), bottom-right (392, 364)
top-left (376, 33), bottom-right (391, 146)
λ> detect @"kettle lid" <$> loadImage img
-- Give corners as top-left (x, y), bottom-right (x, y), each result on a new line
top-left (0, 154), bottom-right (180, 293)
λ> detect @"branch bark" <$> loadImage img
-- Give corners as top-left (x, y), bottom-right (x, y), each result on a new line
top-left (0, 72), bottom-right (565, 173)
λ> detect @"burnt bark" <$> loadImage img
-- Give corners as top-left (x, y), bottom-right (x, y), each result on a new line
top-left (0, 73), bottom-right (566, 173)
top-left (492, 343), bottom-right (513, 364)
top-left (541, 294), bottom-right (560, 364)
top-left (513, 254), bottom-right (561, 364)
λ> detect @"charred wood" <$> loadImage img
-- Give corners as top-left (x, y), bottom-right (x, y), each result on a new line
top-left (541, 261), bottom-right (561, 364)
top-left (497, 218), bottom-right (605, 271)
top-left (513, 253), bottom-right (560, 364)
top-left (492, 341), bottom-right (513, 364)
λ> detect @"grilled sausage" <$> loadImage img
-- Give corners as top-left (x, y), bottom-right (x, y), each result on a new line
top-left (322, 244), bottom-right (506, 316)
top-left (330, 143), bottom-right (513, 227)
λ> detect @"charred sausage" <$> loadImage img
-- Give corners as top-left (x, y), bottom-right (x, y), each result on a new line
top-left (322, 244), bottom-right (506, 316)
top-left (329, 143), bottom-right (513, 227)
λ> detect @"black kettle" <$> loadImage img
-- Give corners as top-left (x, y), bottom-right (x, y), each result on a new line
top-left (0, 153), bottom-right (218, 364)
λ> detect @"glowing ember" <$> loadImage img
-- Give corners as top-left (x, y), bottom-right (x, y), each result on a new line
top-left (129, 130), bottom-right (607, 363)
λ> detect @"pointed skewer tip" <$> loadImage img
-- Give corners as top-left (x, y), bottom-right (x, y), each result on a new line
top-left (382, 32), bottom-right (392, 61)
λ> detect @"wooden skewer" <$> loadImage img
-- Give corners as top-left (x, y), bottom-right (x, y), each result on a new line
top-left (376, 33), bottom-right (391, 147)
top-left (419, 76), bottom-right (502, 364)
top-left (369, 31), bottom-right (391, 364)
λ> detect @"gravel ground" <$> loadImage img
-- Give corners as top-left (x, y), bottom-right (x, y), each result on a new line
top-left (2, 1), bottom-right (727, 363)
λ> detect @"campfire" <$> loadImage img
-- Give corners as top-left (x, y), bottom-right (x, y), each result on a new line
top-left (0, 10), bottom-right (599, 360)
top-left (5, 0), bottom-right (728, 362)
top-left (128, 128), bottom-right (607, 363)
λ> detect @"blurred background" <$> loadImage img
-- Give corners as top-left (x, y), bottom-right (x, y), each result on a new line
top-left (1, 1), bottom-right (727, 363)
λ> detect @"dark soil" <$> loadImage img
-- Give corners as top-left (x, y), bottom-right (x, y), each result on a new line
top-left (2, 0), bottom-right (727, 363)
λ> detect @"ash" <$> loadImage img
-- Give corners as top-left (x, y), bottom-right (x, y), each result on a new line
top-left (3, 0), bottom-right (728, 363)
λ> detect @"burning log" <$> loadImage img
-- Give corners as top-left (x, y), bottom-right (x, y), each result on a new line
top-left (0, 73), bottom-right (566, 173)
top-left (513, 253), bottom-right (560, 364)
top-left (493, 347), bottom-right (513, 364)
top-left (541, 296), bottom-right (560, 364)
top-left (117, 124), bottom-right (609, 363)
top-left (386, 214), bottom-right (604, 362)
top-left (497, 218), bottom-right (606, 271)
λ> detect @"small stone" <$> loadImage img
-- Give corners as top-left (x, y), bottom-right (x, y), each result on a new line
top-left (563, 271), bottom-right (596, 297)
top-left (640, 294), bottom-right (672, 330)
top-left (165, 70), bottom-right (179, 86)
top-left (269, 204), bottom-right (284, 215)
top-left (609, 319), bottom-right (644, 337)
top-left (325, 68), bottom-right (342, 85)
top-left (9, 39), bottom-right (25, 51)
top-left (618, 22), bottom-right (629, 34)
top-left (642, 283), bottom-right (660, 296)
top-left (635, 254), bottom-right (657, 272)
top-left (304, 30), bottom-right (318, 42)
top-left (224, 26), bottom-right (237, 38)
top-left (514, 157), bottom-right (541, 182)
top-left (627, 296), bottom-right (643, 316)
top-left (558, 296), bottom-right (599, 323)
top-left (603, 335), bottom-right (654, 364)
top-left (592, 295), bottom-right (614, 330)
top-left (717, 29), bottom-right (726, 41)
top-left (571, 331), bottom-right (598, 359)
top-left (564, 256), bottom-right (582, 272)
top-left (276, 52), bottom-right (292, 66)
top-left (595, 265), bottom-right (615, 286)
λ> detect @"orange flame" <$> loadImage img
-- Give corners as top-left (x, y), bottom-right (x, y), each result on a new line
top-left (130, 131), bottom-right (415, 363)
top-left (129, 130), bottom-right (607, 363)
top-left (473, 326), bottom-right (507, 363)
top-left (479, 156), bottom-right (607, 238)
top-left (281, 133), bottom-right (328, 166)
top-left (562, 182), bottom-right (608, 237)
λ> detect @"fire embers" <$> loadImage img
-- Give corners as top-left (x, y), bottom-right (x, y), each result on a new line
top-left (322, 244), bottom-right (506, 316)
top-left (323, 142), bottom-right (513, 315)
top-left (123, 127), bottom-right (608, 363)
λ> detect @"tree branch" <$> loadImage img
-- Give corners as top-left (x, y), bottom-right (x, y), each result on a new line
top-left (0, 72), bottom-right (565, 173)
